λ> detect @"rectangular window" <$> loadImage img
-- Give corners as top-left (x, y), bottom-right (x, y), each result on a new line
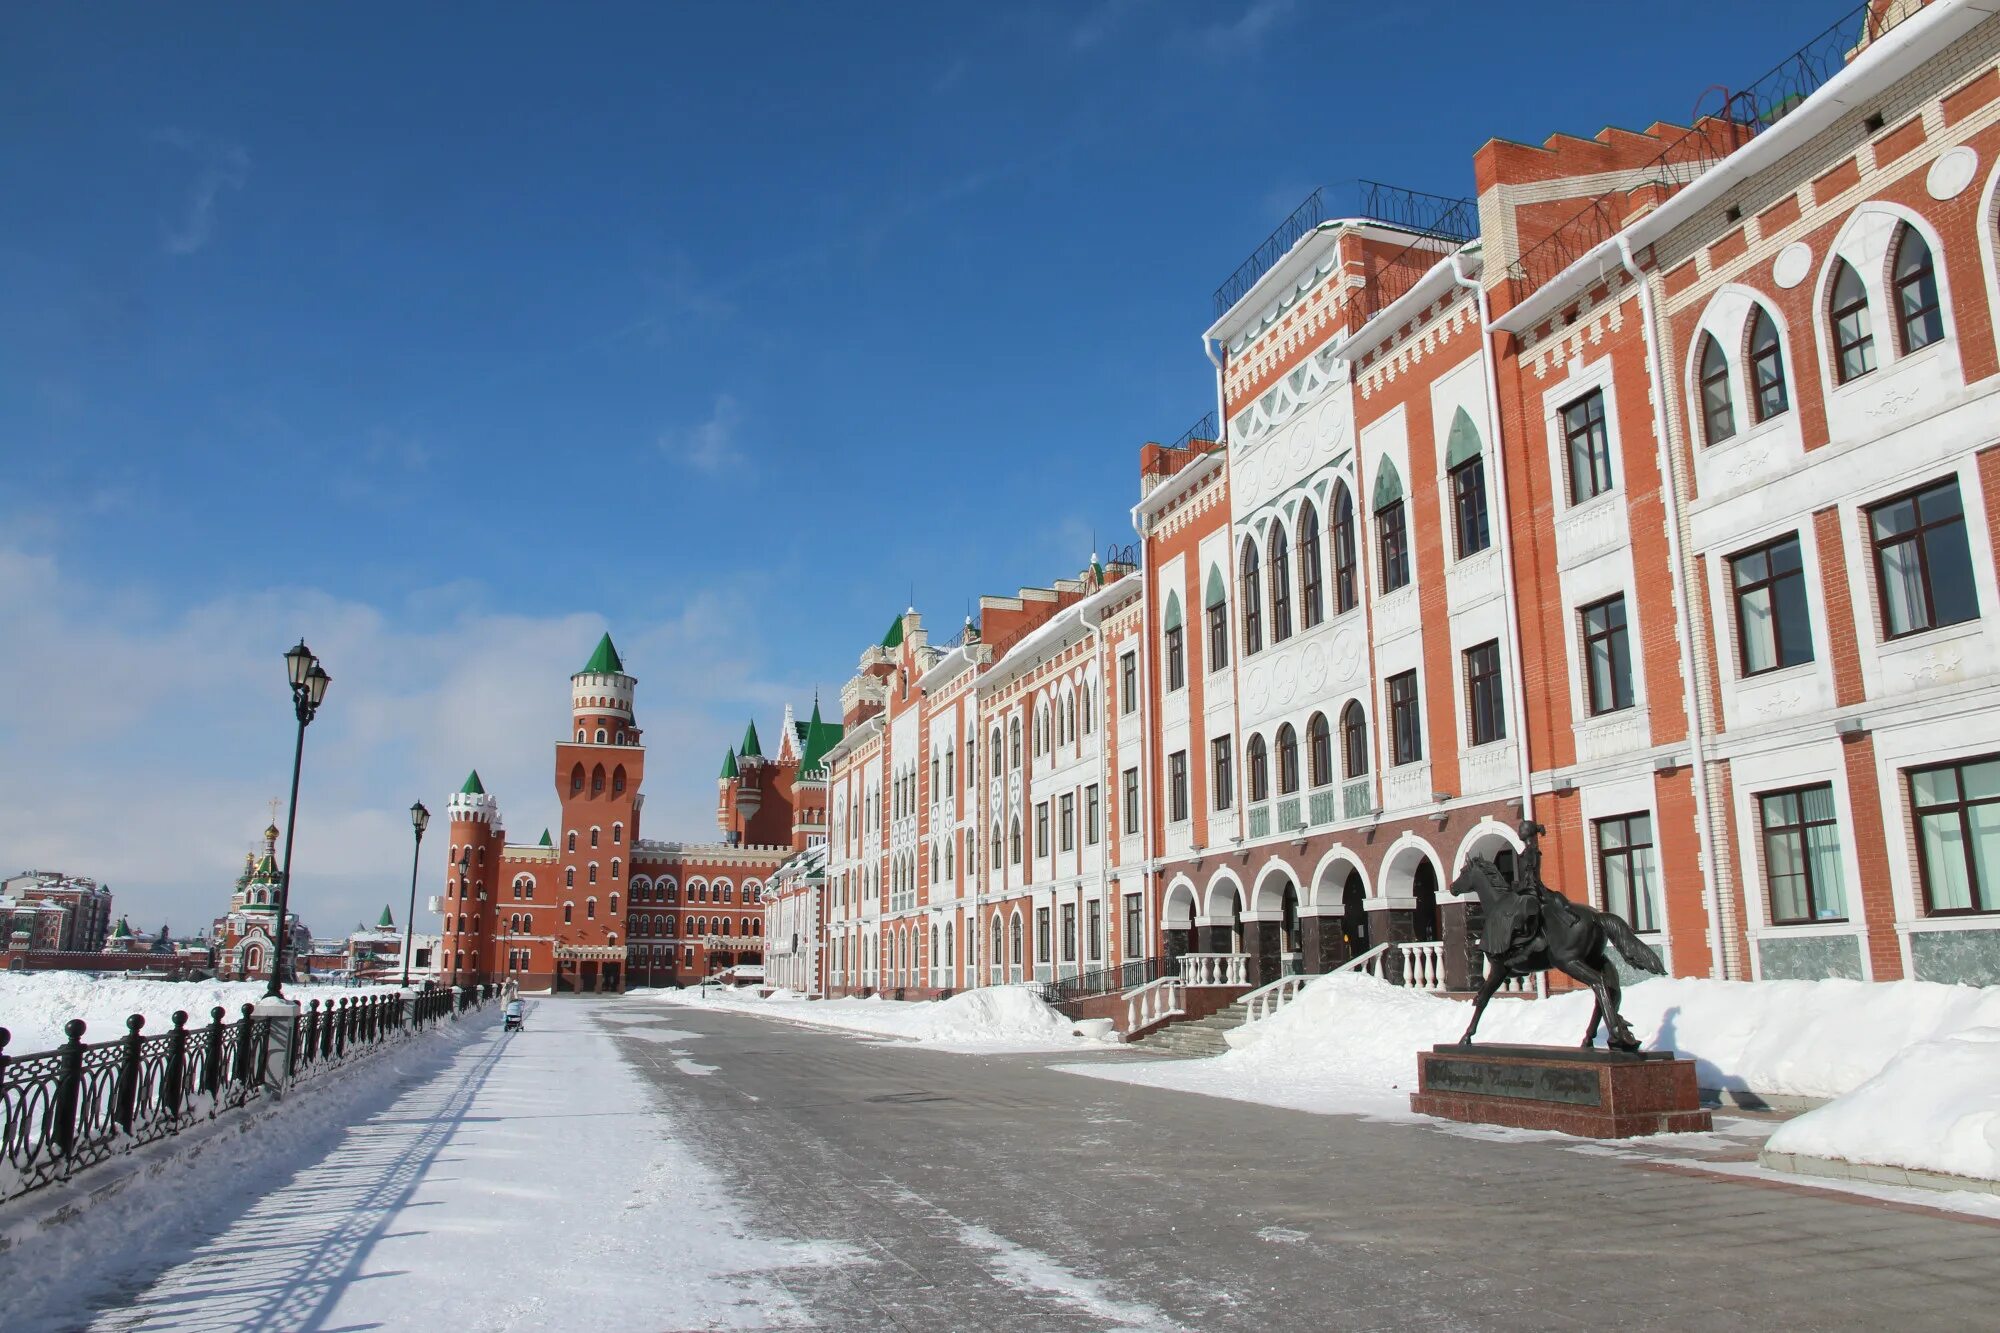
top-left (1464, 640), bottom-right (1505, 746)
top-left (1869, 479), bottom-right (1980, 639)
top-left (1731, 533), bottom-right (1814, 676)
top-left (1207, 599), bottom-right (1229, 672)
top-left (1595, 813), bottom-right (1659, 933)
top-left (1085, 785), bottom-right (1100, 845)
top-left (1036, 907), bottom-right (1051, 963)
top-left (1562, 390), bottom-right (1614, 503)
top-left (1169, 750), bottom-right (1189, 822)
top-left (1452, 457), bottom-right (1490, 558)
top-left (1211, 735), bottom-right (1234, 810)
top-left (1059, 793), bottom-right (1075, 853)
top-left (1087, 900), bottom-right (1102, 961)
top-left (1387, 671), bottom-right (1422, 765)
top-left (1377, 500), bottom-right (1411, 593)
top-left (1910, 755), bottom-right (2000, 915)
top-left (1165, 623), bottom-right (1185, 692)
top-left (1061, 903), bottom-right (1077, 963)
top-left (1123, 767), bottom-right (1140, 835)
top-left (1120, 652), bottom-right (1138, 714)
top-left (1581, 594), bottom-right (1633, 715)
top-left (1035, 802), bottom-right (1050, 858)
top-left (1124, 892), bottom-right (1142, 957)
top-left (1759, 784), bottom-right (1847, 924)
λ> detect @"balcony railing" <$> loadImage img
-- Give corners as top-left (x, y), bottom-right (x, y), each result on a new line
top-left (1178, 952), bottom-right (1249, 986)
top-left (1309, 787), bottom-right (1338, 826)
top-left (1248, 804), bottom-right (1271, 839)
top-left (1276, 796), bottom-right (1302, 834)
top-left (1341, 778), bottom-right (1374, 821)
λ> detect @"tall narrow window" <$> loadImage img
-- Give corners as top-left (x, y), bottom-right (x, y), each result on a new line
top-left (1870, 478), bottom-right (1979, 638)
top-left (1910, 755), bottom-right (2000, 915)
top-left (1247, 734), bottom-right (1270, 803)
top-left (1035, 803), bottom-right (1049, 858)
top-left (1748, 307), bottom-right (1789, 422)
top-left (1123, 767), bottom-right (1140, 834)
top-left (1443, 407), bottom-right (1489, 558)
top-left (1120, 653), bottom-right (1137, 715)
top-left (1829, 259), bottom-right (1875, 383)
top-left (1009, 815), bottom-right (1022, 864)
top-left (1269, 525), bottom-right (1293, 642)
top-left (1307, 713), bottom-right (1333, 787)
top-left (1211, 735), bottom-right (1235, 809)
top-left (1891, 225), bottom-right (1942, 354)
top-left (1387, 671), bottom-right (1422, 765)
top-left (1562, 390), bottom-right (1614, 502)
top-left (1168, 751), bottom-right (1189, 822)
top-left (1373, 460), bottom-right (1409, 593)
top-left (1730, 534), bottom-right (1814, 675)
top-left (1086, 785), bottom-right (1100, 844)
top-left (1596, 813), bottom-right (1659, 932)
top-left (1298, 502), bottom-right (1324, 628)
top-left (1276, 724), bottom-right (1300, 794)
top-left (1332, 483), bottom-right (1358, 614)
top-left (1581, 594), bottom-right (1633, 715)
top-left (1205, 569), bottom-right (1229, 672)
top-left (1465, 640), bottom-right (1505, 746)
top-left (1164, 596), bottom-right (1186, 692)
top-left (1010, 717), bottom-right (1022, 768)
top-left (1058, 794), bottom-right (1074, 852)
top-left (1760, 784), bottom-right (1847, 924)
top-left (1341, 702), bottom-right (1369, 778)
top-left (1240, 540), bottom-right (1263, 654)
top-left (1698, 333), bottom-right (1735, 445)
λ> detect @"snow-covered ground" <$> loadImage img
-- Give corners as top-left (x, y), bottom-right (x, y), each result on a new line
top-left (0, 972), bottom-right (404, 1054)
top-left (637, 983), bottom-right (1114, 1052)
top-left (0, 998), bottom-right (856, 1332)
top-left (1060, 972), bottom-right (2000, 1117)
top-left (1768, 1025), bottom-right (2000, 1183)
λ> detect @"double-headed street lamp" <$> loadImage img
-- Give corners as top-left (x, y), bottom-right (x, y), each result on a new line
top-left (269, 640), bottom-right (332, 998)
top-left (403, 801), bottom-right (429, 987)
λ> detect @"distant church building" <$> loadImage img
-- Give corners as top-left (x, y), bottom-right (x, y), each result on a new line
top-left (211, 823), bottom-right (312, 982)
top-left (438, 634), bottom-right (837, 992)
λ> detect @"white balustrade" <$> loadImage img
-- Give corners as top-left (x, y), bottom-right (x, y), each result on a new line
top-left (1178, 952), bottom-right (1249, 986)
top-left (1397, 940), bottom-right (1446, 991)
top-left (1124, 977), bottom-right (1186, 1033)
top-left (1241, 973), bottom-right (1310, 1023)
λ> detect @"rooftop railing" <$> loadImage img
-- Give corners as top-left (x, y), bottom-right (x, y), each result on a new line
top-left (1212, 181), bottom-right (1479, 318)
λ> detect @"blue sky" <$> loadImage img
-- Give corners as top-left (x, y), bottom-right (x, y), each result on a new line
top-left (0, 0), bottom-right (1842, 936)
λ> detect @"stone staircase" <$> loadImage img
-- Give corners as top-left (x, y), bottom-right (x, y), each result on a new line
top-left (1131, 1001), bottom-right (1248, 1057)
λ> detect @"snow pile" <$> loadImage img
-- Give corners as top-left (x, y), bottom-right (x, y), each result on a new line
top-left (644, 984), bottom-right (1101, 1051)
top-left (0, 973), bottom-right (403, 1054)
top-left (1767, 1026), bottom-right (2000, 1182)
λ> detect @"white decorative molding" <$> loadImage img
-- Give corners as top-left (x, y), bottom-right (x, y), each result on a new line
top-left (1447, 547), bottom-right (1503, 609)
top-left (1772, 241), bottom-right (1813, 289)
top-left (1555, 497), bottom-right (1627, 570)
top-left (1374, 586), bottom-right (1420, 643)
top-left (1461, 741), bottom-right (1518, 796)
top-left (1382, 761), bottom-right (1434, 813)
top-left (1927, 146), bottom-right (1978, 201)
top-left (1329, 623), bottom-right (1365, 684)
top-left (1574, 705), bottom-right (1652, 763)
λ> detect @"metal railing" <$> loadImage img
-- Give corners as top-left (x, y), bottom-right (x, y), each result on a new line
top-left (1168, 410), bottom-right (1220, 451)
top-left (1506, 0), bottom-right (1927, 304)
top-left (0, 985), bottom-right (493, 1205)
top-left (1028, 955), bottom-right (1175, 1006)
top-left (1214, 181), bottom-right (1481, 318)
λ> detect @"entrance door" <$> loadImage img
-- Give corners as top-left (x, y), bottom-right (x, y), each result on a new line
top-left (1342, 872), bottom-right (1369, 956)
top-left (1413, 861), bottom-right (1440, 942)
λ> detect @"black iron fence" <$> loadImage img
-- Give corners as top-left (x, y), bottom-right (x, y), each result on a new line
top-left (0, 984), bottom-right (493, 1205)
top-left (1029, 955), bottom-right (1176, 1006)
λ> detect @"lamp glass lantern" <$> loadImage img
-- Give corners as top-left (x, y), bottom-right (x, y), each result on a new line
top-left (411, 801), bottom-right (431, 835)
top-left (285, 640), bottom-right (316, 688)
top-left (305, 663), bottom-right (331, 706)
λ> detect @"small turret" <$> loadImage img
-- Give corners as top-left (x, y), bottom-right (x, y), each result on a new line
top-left (571, 633), bottom-right (638, 738)
top-left (449, 769), bottom-right (500, 826)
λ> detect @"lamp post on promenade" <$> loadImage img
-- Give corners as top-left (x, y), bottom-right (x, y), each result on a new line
top-left (269, 640), bottom-right (331, 999)
top-left (403, 802), bottom-right (429, 987)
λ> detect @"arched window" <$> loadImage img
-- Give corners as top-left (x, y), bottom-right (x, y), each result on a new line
top-left (1247, 734), bottom-right (1270, 803)
top-left (664, 880), bottom-right (678, 903)
top-left (992, 822), bottom-right (1004, 873)
top-left (1374, 460), bottom-right (1410, 593)
top-left (991, 914), bottom-right (1003, 968)
top-left (563, 902), bottom-right (574, 924)
top-left (609, 892), bottom-right (619, 914)
top-left (1748, 306), bottom-right (1789, 422)
top-left (1698, 333), bottom-right (1734, 446)
top-left (615, 730), bottom-right (625, 745)
top-left (587, 863), bottom-right (598, 885)
top-left (1298, 501), bottom-right (1323, 629)
top-left (510, 913), bottom-right (520, 932)
top-left (1892, 225), bottom-right (1942, 354)
top-left (1066, 693), bottom-right (1076, 744)
top-left (1276, 723), bottom-right (1300, 794)
top-left (1204, 566), bottom-right (1229, 672)
top-left (565, 867), bottom-right (575, 889)
top-left (612, 767), bottom-right (626, 796)
top-left (1829, 258), bottom-right (1875, 382)
top-left (590, 826), bottom-right (600, 848)
top-left (612, 858), bottom-right (621, 881)
top-left (1240, 539), bottom-right (1263, 653)
top-left (1332, 482), bottom-right (1358, 614)
top-left (1269, 524), bottom-right (1292, 642)
top-left (990, 728), bottom-right (1002, 779)
top-left (1010, 912), bottom-right (1024, 965)
top-left (590, 764), bottom-right (606, 795)
top-left (586, 898), bottom-right (597, 920)
top-left (1308, 713), bottom-right (1333, 787)
top-left (1010, 718), bottom-right (1022, 769)
top-left (569, 764), bottom-right (584, 796)
top-left (1341, 702), bottom-right (1370, 779)
top-left (566, 831), bottom-right (576, 852)
top-left (577, 729), bottom-right (585, 742)
top-left (595, 728), bottom-right (607, 744)
top-left (1163, 595), bottom-right (1185, 692)
top-left (1009, 815), bottom-right (1023, 864)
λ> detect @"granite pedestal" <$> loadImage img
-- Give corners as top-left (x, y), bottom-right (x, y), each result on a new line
top-left (1411, 1042), bottom-right (1711, 1138)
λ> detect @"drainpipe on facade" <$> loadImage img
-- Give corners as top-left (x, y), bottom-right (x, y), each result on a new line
top-left (1451, 253), bottom-right (1537, 824)
top-left (1617, 236), bottom-right (1732, 981)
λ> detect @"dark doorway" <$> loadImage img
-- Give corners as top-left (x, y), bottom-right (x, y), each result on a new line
top-left (1413, 861), bottom-right (1440, 942)
top-left (1341, 871), bottom-right (1369, 956)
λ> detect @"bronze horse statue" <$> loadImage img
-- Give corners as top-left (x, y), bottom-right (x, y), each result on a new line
top-left (1452, 821), bottom-right (1664, 1053)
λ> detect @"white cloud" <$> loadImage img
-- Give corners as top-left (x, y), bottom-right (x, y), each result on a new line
top-left (0, 539), bottom-right (804, 942)
top-left (1187, 0), bottom-right (1297, 58)
top-left (154, 129), bottom-right (250, 257)
top-left (659, 393), bottom-right (746, 474)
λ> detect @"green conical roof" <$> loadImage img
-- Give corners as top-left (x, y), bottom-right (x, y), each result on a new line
top-left (111, 916), bottom-right (133, 939)
top-left (539, 828), bottom-right (552, 847)
top-left (880, 614), bottom-right (904, 649)
top-left (460, 770), bottom-right (485, 795)
top-left (377, 905), bottom-right (395, 928)
top-left (720, 747), bottom-right (739, 779)
top-left (740, 721), bottom-right (762, 757)
top-left (580, 632), bottom-right (624, 675)
top-left (253, 854), bottom-right (280, 880)
top-left (796, 698), bottom-right (845, 776)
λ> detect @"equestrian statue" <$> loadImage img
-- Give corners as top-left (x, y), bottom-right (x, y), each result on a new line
top-left (1450, 820), bottom-right (1664, 1053)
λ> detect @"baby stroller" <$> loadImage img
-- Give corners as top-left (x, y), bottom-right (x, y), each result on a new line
top-left (503, 999), bottom-right (524, 1032)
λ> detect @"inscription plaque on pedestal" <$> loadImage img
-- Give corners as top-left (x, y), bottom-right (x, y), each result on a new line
top-left (1411, 1043), bottom-right (1710, 1138)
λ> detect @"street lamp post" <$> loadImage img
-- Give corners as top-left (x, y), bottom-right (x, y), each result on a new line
top-left (269, 641), bottom-right (331, 999)
top-left (403, 802), bottom-right (429, 987)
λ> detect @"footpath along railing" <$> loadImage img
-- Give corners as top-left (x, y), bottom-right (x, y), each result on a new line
top-left (0, 983), bottom-right (495, 1205)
